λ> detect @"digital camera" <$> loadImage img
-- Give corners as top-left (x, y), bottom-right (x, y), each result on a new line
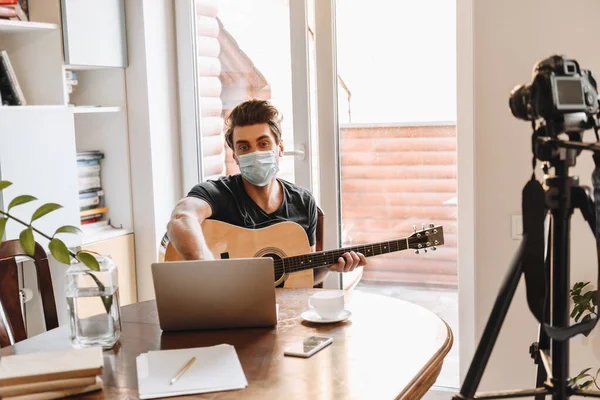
top-left (509, 55), bottom-right (599, 122)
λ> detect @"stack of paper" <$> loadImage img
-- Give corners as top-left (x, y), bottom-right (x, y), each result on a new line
top-left (0, 347), bottom-right (104, 400)
top-left (136, 344), bottom-right (248, 399)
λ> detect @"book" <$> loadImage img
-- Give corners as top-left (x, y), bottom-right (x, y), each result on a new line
top-left (78, 176), bottom-right (101, 192)
top-left (64, 70), bottom-right (77, 80)
top-left (0, 5), bottom-right (17, 18)
top-left (79, 189), bottom-right (104, 199)
top-left (0, 0), bottom-right (28, 21)
top-left (18, 0), bottom-right (27, 20)
top-left (4, 377), bottom-right (102, 400)
top-left (79, 194), bottom-right (103, 209)
top-left (0, 51), bottom-right (26, 105)
top-left (81, 216), bottom-right (102, 225)
top-left (77, 163), bottom-right (101, 175)
top-left (0, 376), bottom-right (97, 397)
top-left (80, 207), bottom-right (108, 218)
top-left (80, 220), bottom-right (110, 232)
top-left (77, 151), bottom-right (104, 161)
top-left (0, 347), bottom-right (103, 387)
top-left (77, 158), bottom-right (101, 168)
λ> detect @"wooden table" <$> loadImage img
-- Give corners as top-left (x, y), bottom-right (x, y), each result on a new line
top-left (0, 289), bottom-right (453, 399)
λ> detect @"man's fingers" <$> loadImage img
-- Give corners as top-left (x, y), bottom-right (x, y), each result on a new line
top-left (343, 252), bottom-right (354, 272)
top-left (330, 256), bottom-right (345, 272)
top-left (357, 252), bottom-right (367, 266)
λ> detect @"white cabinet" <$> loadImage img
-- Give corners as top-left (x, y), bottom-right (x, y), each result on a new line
top-left (61, 0), bottom-right (128, 68)
top-left (0, 107), bottom-right (81, 248)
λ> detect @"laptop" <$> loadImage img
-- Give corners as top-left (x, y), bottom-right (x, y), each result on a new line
top-left (151, 258), bottom-right (277, 331)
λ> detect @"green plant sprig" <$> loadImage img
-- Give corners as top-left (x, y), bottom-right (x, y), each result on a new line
top-left (570, 281), bottom-right (600, 391)
top-left (0, 180), bottom-right (98, 271)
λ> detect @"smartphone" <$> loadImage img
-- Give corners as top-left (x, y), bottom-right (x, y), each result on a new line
top-left (283, 336), bottom-right (333, 358)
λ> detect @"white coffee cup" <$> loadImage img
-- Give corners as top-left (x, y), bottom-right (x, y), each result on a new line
top-left (308, 290), bottom-right (345, 319)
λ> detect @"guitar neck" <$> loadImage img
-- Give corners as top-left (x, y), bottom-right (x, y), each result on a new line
top-left (276, 237), bottom-right (410, 274)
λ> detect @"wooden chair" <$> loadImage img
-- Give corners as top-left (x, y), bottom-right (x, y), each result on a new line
top-left (315, 206), bottom-right (324, 252)
top-left (313, 207), bottom-right (325, 288)
top-left (0, 240), bottom-right (58, 347)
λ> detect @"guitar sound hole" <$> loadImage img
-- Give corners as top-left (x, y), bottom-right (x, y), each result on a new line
top-left (263, 253), bottom-right (284, 286)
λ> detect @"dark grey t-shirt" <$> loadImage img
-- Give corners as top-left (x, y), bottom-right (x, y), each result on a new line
top-left (187, 174), bottom-right (318, 246)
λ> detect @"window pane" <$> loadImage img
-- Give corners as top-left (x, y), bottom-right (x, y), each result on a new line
top-left (335, 0), bottom-right (458, 388)
top-left (194, 0), bottom-right (296, 183)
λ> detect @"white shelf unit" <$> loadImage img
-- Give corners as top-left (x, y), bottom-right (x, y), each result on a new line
top-left (81, 227), bottom-right (133, 246)
top-left (0, 0), bottom-right (133, 245)
top-left (72, 106), bottom-right (122, 113)
top-left (0, 0), bottom-right (137, 335)
top-left (0, 19), bottom-right (57, 32)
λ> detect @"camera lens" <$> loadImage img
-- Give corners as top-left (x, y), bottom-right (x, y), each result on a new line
top-left (509, 84), bottom-right (533, 120)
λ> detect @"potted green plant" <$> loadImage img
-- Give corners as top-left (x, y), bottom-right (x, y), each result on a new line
top-left (569, 281), bottom-right (599, 390)
top-left (0, 180), bottom-right (121, 349)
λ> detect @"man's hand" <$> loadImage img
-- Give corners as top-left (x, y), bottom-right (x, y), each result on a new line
top-left (329, 251), bottom-right (367, 273)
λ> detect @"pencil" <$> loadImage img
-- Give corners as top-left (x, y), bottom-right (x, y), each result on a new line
top-left (169, 356), bottom-right (196, 385)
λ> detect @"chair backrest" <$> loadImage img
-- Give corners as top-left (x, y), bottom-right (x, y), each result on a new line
top-left (0, 240), bottom-right (58, 347)
top-left (315, 206), bottom-right (324, 252)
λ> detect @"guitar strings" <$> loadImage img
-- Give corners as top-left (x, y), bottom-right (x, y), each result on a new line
top-left (272, 235), bottom-right (436, 274)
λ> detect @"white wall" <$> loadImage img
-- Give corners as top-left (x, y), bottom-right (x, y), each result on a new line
top-left (126, 0), bottom-right (182, 301)
top-left (459, 0), bottom-right (600, 392)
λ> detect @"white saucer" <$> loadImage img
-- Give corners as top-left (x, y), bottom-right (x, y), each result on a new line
top-left (301, 309), bottom-right (352, 323)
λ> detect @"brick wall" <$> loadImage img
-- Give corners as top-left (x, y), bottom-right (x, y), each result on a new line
top-left (340, 124), bottom-right (457, 287)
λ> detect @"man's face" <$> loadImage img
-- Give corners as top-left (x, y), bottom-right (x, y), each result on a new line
top-left (231, 123), bottom-right (284, 163)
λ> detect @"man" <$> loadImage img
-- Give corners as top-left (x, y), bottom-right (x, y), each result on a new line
top-left (167, 99), bottom-right (366, 285)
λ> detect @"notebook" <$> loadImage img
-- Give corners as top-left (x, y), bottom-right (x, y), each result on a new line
top-left (0, 347), bottom-right (103, 386)
top-left (136, 344), bottom-right (248, 399)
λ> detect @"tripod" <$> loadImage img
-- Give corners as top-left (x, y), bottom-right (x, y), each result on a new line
top-left (453, 138), bottom-right (600, 399)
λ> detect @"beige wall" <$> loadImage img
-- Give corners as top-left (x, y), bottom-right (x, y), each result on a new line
top-left (126, 0), bottom-right (182, 301)
top-left (460, 0), bottom-right (600, 391)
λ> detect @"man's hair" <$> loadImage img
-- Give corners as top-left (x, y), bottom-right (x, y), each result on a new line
top-left (224, 99), bottom-right (283, 149)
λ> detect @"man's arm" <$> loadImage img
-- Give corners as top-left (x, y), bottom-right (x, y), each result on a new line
top-left (166, 197), bottom-right (215, 260)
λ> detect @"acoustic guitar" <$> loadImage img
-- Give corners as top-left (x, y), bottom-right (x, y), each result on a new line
top-left (160, 220), bottom-right (444, 288)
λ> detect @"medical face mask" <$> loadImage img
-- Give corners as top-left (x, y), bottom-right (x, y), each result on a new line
top-left (236, 150), bottom-right (280, 187)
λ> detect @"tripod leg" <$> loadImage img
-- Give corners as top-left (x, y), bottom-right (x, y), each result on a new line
top-left (534, 325), bottom-right (551, 398)
top-left (535, 220), bottom-right (552, 400)
top-left (453, 238), bottom-right (529, 400)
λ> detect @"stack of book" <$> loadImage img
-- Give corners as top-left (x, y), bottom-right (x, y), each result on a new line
top-left (0, 347), bottom-right (104, 399)
top-left (77, 151), bottom-right (108, 227)
top-left (0, 50), bottom-right (26, 106)
top-left (0, 0), bottom-right (28, 21)
top-left (65, 69), bottom-right (78, 105)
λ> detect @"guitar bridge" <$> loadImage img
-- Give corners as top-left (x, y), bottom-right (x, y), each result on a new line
top-left (220, 252), bottom-right (230, 259)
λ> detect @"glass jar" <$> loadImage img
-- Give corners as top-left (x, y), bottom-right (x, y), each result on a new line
top-left (65, 255), bottom-right (122, 349)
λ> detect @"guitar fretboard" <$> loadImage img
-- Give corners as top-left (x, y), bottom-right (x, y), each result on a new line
top-left (273, 238), bottom-right (409, 273)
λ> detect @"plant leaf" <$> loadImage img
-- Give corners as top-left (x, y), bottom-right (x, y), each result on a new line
top-left (575, 368), bottom-right (593, 381)
top-left (8, 195), bottom-right (37, 211)
top-left (54, 225), bottom-right (82, 236)
top-left (77, 251), bottom-right (99, 271)
top-left (581, 380), bottom-right (594, 390)
top-left (571, 307), bottom-right (579, 319)
top-left (82, 271), bottom-right (111, 314)
top-left (0, 218), bottom-right (7, 241)
top-left (49, 238), bottom-right (71, 265)
top-left (31, 203), bottom-right (62, 222)
top-left (101, 295), bottom-right (113, 314)
top-left (0, 180), bottom-right (12, 191)
top-left (19, 227), bottom-right (35, 256)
